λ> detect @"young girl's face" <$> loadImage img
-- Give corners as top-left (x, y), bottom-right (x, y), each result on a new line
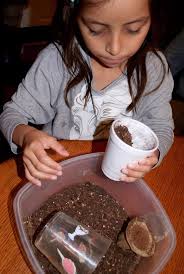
top-left (77, 0), bottom-right (151, 68)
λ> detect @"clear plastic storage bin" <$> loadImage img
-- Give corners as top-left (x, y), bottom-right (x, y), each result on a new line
top-left (13, 152), bottom-right (176, 274)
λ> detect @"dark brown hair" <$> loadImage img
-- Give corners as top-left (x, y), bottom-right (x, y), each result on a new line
top-left (52, 0), bottom-right (166, 112)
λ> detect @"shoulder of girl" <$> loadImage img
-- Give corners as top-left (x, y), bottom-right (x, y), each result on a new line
top-left (145, 51), bottom-right (169, 78)
top-left (37, 43), bottom-right (63, 60)
top-left (146, 50), bottom-right (166, 63)
top-left (146, 50), bottom-right (167, 67)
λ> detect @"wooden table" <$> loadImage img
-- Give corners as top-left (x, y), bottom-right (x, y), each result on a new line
top-left (0, 138), bottom-right (184, 273)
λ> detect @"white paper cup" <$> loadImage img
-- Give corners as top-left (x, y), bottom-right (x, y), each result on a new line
top-left (101, 117), bottom-right (159, 181)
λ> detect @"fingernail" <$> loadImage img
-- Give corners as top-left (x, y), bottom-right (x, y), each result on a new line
top-left (122, 168), bottom-right (128, 174)
top-left (51, 175), bottom-right (57, 180)
top-left (120, 175), bottom-right (126, 181)
top-left (57, 171), bottom-right (62, 176)
top-left (63, 150), bottom-right (69, 156)
top-left (35, 181), bottom-right (41, 187)
top-left (139, 160), bottom-right (145, 165)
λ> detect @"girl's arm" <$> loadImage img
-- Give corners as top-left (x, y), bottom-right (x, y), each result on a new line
top-left (12, 124), bottom-right (37, 148)
top-left (0, 44), bottom-right (69, 186)
top-left (121, 51), bottom-right (174, 182)
top-left (0, 44), bottom-right (64, 154)
top-left (135, 51), bottom-right (174, 165)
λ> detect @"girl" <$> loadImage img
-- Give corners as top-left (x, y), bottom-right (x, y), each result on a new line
top-left (0, 0), bottom-right (174, 186)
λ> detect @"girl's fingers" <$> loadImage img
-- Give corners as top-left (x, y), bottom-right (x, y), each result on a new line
top-left (49, 140), bottom-right (69, 157)
top-left (25, 147), bottom-right (62, 172)
top-left (22, 135), bottom-right (69, 185)
top-left (126, 164), bottom-right (150, 173)
top-left (24, 164), bottom-right (42, 186)
top-left (138, 157), bottom-right (158, 166)
top-left (120, 175), bottom-right (137, 183)
top-left (121, 168), bottom-right (146, 179)
top-left (138, 153), bottom-right (159, 166)
top-left (24, 157), bottom-right (58, 181)
top-left (35, 140), bottom-right (69, 171)
top-left (33, 150), bottom-right (62, 173)
top-left (125, 156), bottom-right (158, 172)
top-left (120, 155), bottom-right (158, 181)
top-left (24, 152), bottom-right (62, 176)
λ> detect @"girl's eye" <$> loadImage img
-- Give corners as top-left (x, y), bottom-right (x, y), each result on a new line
top-left (88, 28), bottom-right (104, 36)
top-left (126, 28), bottom-right (141, 35)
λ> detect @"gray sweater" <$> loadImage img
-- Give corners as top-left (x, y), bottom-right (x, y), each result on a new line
top-left (0, 44), bottom-right (174, 164)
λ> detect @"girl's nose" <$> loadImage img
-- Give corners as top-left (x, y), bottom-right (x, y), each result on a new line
top-left (106, 32), bottom-right (122, 56)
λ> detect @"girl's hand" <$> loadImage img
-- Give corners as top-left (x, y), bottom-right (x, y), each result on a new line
top-left (120, 150), bottom-right (159, 183)
top-left (22, 129), bottom-right (69, 186)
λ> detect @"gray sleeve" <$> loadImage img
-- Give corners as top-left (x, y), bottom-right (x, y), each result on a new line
top-left (0, 44), bottom-right (64, 153)
top-left (135, 51), bottom-right (174, 166)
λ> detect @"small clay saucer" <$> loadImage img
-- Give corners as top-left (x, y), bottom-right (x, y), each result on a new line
top-left (125, 217), bottom-right (155, 257)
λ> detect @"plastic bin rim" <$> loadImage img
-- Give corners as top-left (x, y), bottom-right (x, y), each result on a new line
top-left (13, 152), bottom-right (176, 274)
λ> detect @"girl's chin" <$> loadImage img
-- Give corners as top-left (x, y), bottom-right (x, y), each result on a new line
top-left (100, 60), bottom-right (122, 68)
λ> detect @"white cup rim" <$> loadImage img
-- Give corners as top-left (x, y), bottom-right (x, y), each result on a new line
top-left (111, 118), bottom-right (159, 153)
